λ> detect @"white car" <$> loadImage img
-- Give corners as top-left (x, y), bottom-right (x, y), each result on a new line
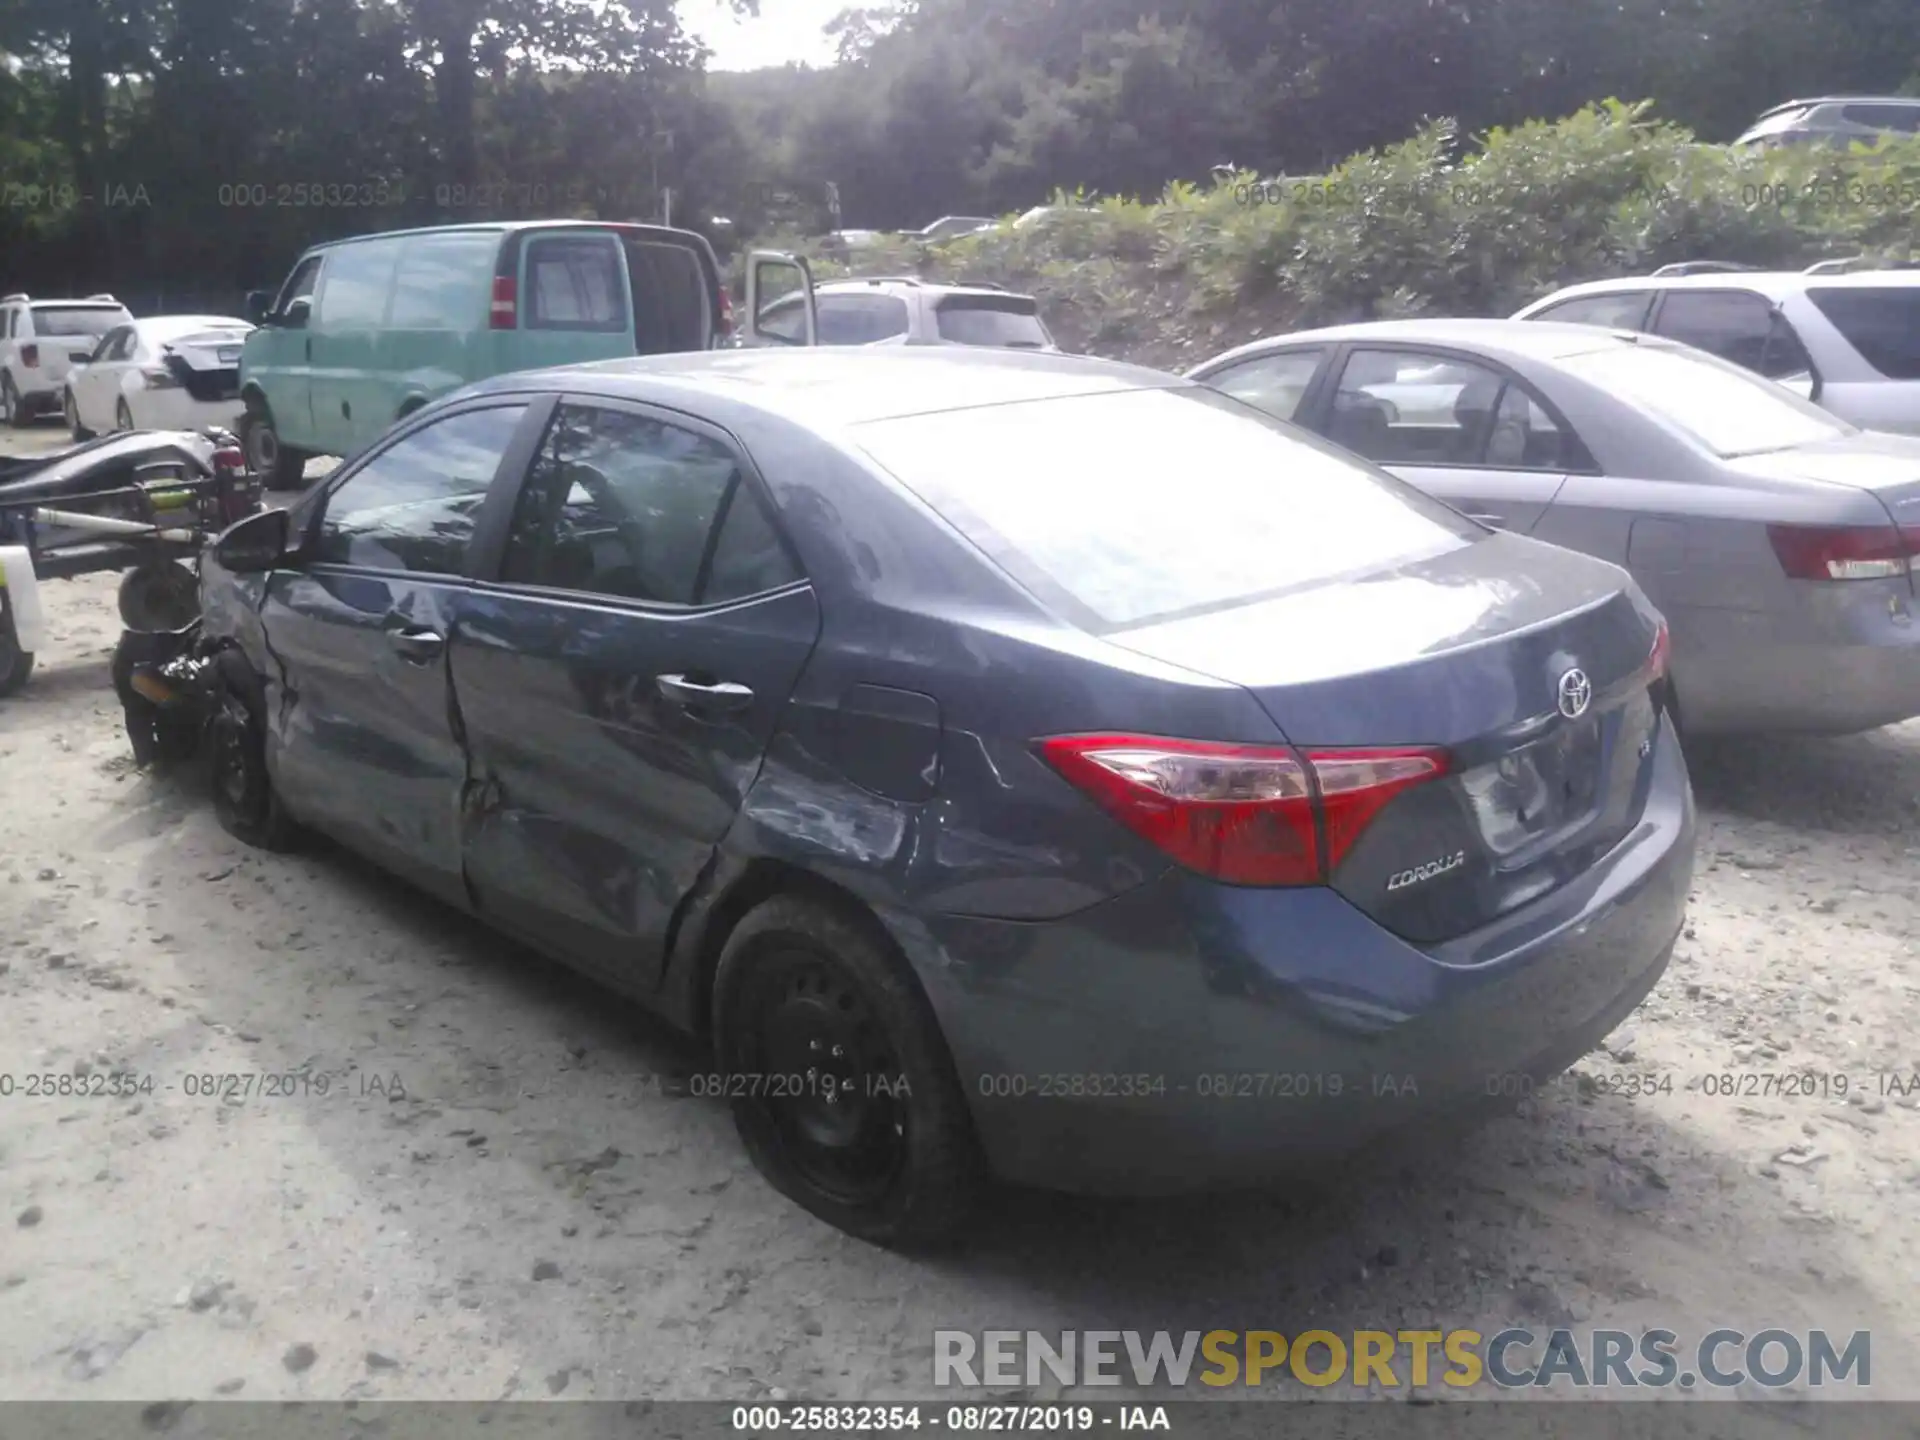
top-left (0, 293), bottom-right (134, 427)
top-left (63, 315), bottom-right (253, 439)
top-left (1511, 270), bottom-right (1920, 436)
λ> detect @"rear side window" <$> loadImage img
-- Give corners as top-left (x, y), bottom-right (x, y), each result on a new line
top-left (389, 234), bottom-right (500, 328)
top-left (502, 404), bottom-right (795, 605)
top-left (29, 305), bottom-right (127, 337)
top-left (1840, 104), bottom-right (1920, 132)
top-left (1652, 290), bottom-right (1811, 379)
top-left (817, 294), bottom-right (910, 345)
top-left (526, 236), bottom-right (627, 332)
top-left (317, 405), bottom-right (528, 574)
top-left (1806, 287), bottom-right (1920, 379)
top-left (1530, 292), bottom-right (1654, 330)
top-left (854, 386), bottom-right (1477, 632)
top-left (933, 296), bottom-right (1050, 348)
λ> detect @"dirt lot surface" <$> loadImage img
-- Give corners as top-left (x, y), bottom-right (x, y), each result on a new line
top-left (4, 421), bottom-right (1919, 1405)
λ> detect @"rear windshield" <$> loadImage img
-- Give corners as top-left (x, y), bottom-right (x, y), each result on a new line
top-left (853, 386), bottom-right (1479, 632)
top-left (1557, 343), bottom-right (1853, 457)
top-left (933, 296), bottom-right (1051, 349)
top-left (1806, 287), bottom-right (1920, 379)
top-left (31, 305), bottom-right (127, 336)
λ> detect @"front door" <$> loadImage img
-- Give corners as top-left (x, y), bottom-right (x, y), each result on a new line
top-left (1320, 347), bottom-right (1573, 533)
top-left (77, 326), bottom-right (134, 429)
top-left (246, 253), bottom-right (325, 451)
top-left (257, 400), bottom-right (537, 903)
top-left (454, 397), bottom-right (821, 985)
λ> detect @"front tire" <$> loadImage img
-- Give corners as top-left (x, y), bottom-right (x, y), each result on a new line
top-left (240, 404), bottom-right (308, 491)
top-left (65, 390), bottom-right (93, 441)
top-left (209, 670), bottom-right (298, 850)
top-left (711, 896), bottom-right (983, 1249)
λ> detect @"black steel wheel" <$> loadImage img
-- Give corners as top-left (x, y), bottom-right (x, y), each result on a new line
top-left (209, 673), bottom-right (296, 850)
top-left (240, 405), bottom-right (306, 491)
top-left (118, 560), bottom-right (201, 632)
top-left (712, 896), bottom-right (981, 1248)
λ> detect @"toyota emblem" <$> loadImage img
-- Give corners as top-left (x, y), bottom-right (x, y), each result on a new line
top-left (1557, 667), bottom-right (1593, 720)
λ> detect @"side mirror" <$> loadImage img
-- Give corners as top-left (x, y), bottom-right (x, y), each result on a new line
top-left (214, 507), bottom-right (289, 573)
top-left (245, 290), bottom-right (271, 325)
top-left (281, 297), bottom-right (312, 329)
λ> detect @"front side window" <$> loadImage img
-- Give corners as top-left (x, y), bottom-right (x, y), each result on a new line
top-left (1559, 344), bottom-right (1851, 457)
top-left (854, 386), bottom-right (1478, 632)
top-left (502, 405), bottom-right (796, 605)
top-left (1329, 349), bottom-right (1568, 469)
top-left (276, 255), bottom-right (324, 316)
top-left (525, 236), bottom-right (626, 332)
top-left (316, 405), bottom-right (528, 574)
top-left (1532, 292), bottom-right (1654, 330)
top-left (1205, 349), bottom-right (1326, 423)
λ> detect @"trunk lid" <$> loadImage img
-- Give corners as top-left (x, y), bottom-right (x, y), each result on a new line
top-left (1109, 531), bottom-right (1667, 943)
top-left (161, 331), bottom-right (249, 404)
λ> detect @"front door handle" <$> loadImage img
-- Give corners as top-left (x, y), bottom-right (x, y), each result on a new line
top-left (656, 673), bottom-right (754, 714)
top-left (387, 627), bottom-right (444, 663)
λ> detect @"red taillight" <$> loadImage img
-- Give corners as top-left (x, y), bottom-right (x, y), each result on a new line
top-left (717, 284), bottom-right (734, 335)
top-left (1767, 522), bottom-right (1920, 581)
top-left (19, 344), bottom-right (38, 368)
top-left (489, 276), bottom-right (518, 330)
top-left (211, 445), bottom-right (245, 472)
top-left (1037, 734), bottom-right (1448, 886)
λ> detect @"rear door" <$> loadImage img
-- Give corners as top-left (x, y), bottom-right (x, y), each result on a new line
top-left (510, 228), bottom-right (638, 372)
top-left (76, 325), bottom-right (134, 428)
top-left (257, 399), bottom-right (539, 904)
top-left (1311, 347), bottom-right (1574, 532)
top-left (453, 396), bottom-right (820, 985)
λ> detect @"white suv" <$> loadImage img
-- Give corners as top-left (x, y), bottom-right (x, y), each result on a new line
top-left (1, 293), bottom-right (134, 428)
top-left (749, 277), bottom-right (1059, 351)
top-left (1512, 270), bottom-right (1920, 435)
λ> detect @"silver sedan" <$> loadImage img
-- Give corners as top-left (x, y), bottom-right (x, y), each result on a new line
top-left (1187, 319), bottom-right (1920, 737)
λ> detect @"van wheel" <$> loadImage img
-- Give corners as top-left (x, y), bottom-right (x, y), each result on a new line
top-left (240, 405), bottom-right (307, 491)
top-left (711, 895), bottom-right (983, 1250)
top-left (0, 590), bottom-right (33, 698)
top-left (209, 670), bottom-right (298, 850)
top-left (2, 374), bottom-right (25, 429)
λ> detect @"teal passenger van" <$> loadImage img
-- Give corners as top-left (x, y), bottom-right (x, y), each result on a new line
top-left (238, 220), bottom-right (817, 488)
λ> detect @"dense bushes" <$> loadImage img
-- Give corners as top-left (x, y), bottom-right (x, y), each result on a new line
top-left (775, 101), bottom-right (1920, 369)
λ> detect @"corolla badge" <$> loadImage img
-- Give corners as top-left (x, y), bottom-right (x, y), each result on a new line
top-left (1557, 667), bottom-right (1593, 720)
top-left (1386, 850), bottom-right (1466, 892)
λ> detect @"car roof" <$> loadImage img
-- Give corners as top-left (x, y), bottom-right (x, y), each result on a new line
top-left (1755, 96), bottom-right (1920, 115)
top-left (1194, 317), bottom-right (1653, 371)
top-left (815, 277), bottom-right (1034, 302)
top-left (301, 219), bottom-right (706, 253)
top-left (1524, 269), bottom-right (1920, 305)
top-left (463, 346), bottom-right (1178, 427)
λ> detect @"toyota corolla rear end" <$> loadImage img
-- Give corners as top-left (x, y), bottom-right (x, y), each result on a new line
top-left (850, 380), bottom-right (1696, 1195)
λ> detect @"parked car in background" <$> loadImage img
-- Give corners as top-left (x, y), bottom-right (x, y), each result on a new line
top-left (181, 345), bottom-right (1688, 1246)
top-left (238, 220), bottom-right (814, 489)
top-left (1512, 270), bottom-right (1920, 434)
top-left (749, 277), bottom-right (1058, 351)
top-left (913, 216), bottom-right (996, 244)
top-left (64, 315), bottom-right (253, 439)
top-left (1734, 96), bottom-right (1920, 149)
top-left (1190, 318), bottom-right (1920, 738)
top-left (1, 293), bottom-right (134, 427)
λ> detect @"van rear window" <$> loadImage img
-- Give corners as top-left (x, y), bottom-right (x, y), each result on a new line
top-left (527, 237), bottom-right (627, 333)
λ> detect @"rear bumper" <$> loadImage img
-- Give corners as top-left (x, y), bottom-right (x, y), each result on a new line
top-left (1673, 592), bottom-right (1920, 735)
top-left (899, 714), bottom-right (1696, 1196)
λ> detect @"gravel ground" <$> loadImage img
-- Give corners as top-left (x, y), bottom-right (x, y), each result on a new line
top-left (3, 421), bottom-right (1919, 1405)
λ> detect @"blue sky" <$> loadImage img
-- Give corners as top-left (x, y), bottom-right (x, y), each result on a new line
top-left (682, 0), bottom-right (846, 71)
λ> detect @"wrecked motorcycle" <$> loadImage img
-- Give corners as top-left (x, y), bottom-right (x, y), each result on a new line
top-left (0, 426), bottom-right (258, 697)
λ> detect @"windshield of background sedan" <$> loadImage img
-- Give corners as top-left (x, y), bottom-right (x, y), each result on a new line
top-left (1557, 343), bottom-right (1854, 458)
top-left (854, 386), bottom-right (1479, 631)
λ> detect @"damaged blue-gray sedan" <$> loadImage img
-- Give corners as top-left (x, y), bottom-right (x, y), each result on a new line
top-left (123, 347), bottom-right (1694, 1248)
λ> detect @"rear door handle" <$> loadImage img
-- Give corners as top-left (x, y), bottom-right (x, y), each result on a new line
top-left (387, 627), bottom-right (444, 663)
top-left (656, 673), bottom-right (754, 713)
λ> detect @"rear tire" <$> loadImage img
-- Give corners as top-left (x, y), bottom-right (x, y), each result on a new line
top-left (65, 390), bottom-right (93, 441)
top-left (240, 403), bottom-right (307, 492)
top-left (711, 895), bottom-right (983, 1250)
top-left (209, 667), bottom-right (298, 850)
